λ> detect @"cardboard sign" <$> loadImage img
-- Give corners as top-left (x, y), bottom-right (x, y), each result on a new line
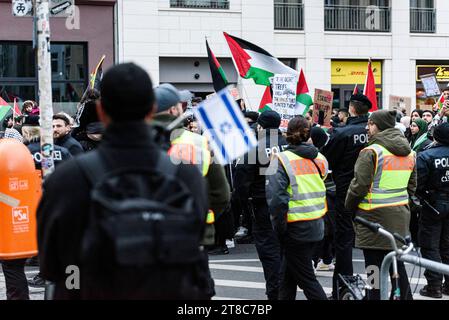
top-left (272, 74), bottom-right (298, 131)
top-left (420, 73), bottom-right (441, 97)
top-left (313, 89), bottom-right (334, 127)
top-left (389, 95), bottom-right (412, 115)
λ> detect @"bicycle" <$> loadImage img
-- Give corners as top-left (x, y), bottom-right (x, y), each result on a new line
top-left (353, 216), bottom-right (449, 300)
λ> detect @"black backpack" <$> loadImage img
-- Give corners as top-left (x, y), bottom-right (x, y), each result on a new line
top-left (75, 150), bottom-right (207, 299)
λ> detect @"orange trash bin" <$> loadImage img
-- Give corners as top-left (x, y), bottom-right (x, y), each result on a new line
top-left (0, 138), bottom-right (42, 260)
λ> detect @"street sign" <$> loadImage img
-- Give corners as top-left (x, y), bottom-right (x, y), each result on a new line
top-left (12, 0), bottom-right (33, 16)
top-left (12, 0), bottom-right (74, 17)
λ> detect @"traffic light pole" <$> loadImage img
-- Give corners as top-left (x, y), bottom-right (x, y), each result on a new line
top-left (35, 0), bottom-right (55, 178)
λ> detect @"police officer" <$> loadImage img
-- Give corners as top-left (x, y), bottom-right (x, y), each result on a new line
top-left (417, 122), bottom-right (449, 298)
top-left (346, 110), bottom-right (416, 300)
top-left (233, 110), bottom-right (288, 300)
top-left (321, 93), bottom-right (370, 297)
top-left (267, 116), bottom-right (328, 300)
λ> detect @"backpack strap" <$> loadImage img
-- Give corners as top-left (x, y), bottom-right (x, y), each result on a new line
top-left (76, 151), bottom-right (107, 187)
top-left (76, 150), bottom-right (178, 187)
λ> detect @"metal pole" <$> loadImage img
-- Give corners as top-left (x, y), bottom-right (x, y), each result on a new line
top-left (380, 251), bottom-right (395, 300)
top-left (398, 254), bottom-right (449, 277)
top-left (35, 0), bottom-right (55, 178)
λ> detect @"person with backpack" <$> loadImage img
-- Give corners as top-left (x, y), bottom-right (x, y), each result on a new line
top-left (37, 63), bottom-right (210, 299)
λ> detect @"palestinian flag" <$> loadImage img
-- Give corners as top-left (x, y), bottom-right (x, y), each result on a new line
top-left (206, 40), bottom-right (228, 92)
top-left (223, 32), bottom-right (312, 114)
top-left (90, 54), bottom-right (105, 91)
top-left (437, 92), bottom-right (446, 111)
top-left (13, 98), bottom-right (22, 117)
top-left (0, 97), bottom-right (12, 122)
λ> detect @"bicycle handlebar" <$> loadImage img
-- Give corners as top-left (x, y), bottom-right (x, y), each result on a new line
top-left (354, 216), bottom-right (381, 233)
top-left (354, 217), bottom-right (408, 245)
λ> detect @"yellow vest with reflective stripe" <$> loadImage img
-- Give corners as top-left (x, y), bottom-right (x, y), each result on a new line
top-left (169, 130), bottom-right (211, 177)
top-left (358, 144), bottom-right (415, 211)
top-left (276, 150), bottom-right (328, 223)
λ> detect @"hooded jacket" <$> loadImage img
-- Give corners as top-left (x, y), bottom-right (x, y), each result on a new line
top-left (322, 115), bottom-right (369, 195)
top-left (266, 143), bottom-right (325, 243)
top-left (233, 128), bottom-right (288, 200)
top-left (345, 128), bottom-right (417, 250)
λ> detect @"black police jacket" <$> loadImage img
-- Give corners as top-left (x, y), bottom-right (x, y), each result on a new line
top-left (322, 115), bottom-right (369, 193)
top-left (55, 133), bottom-right (84, 155)
top-left (233, 129), bottom-right (288, 200)
top-left (27, 140), bottom-right (72, 170)
top-left (417, 143), bottom-right (449, 197)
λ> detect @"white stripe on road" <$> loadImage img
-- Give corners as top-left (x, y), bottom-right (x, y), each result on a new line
top-left (209, 259), bottom-right (261, 263)
top-left (209, 263), bottom-right (426, 285)
top-left (214, 279), bottom-right (333, 294)
top-left (212, 296), bottom-right (247, 300)
top-left (213, 279), bottom-right (449, 300)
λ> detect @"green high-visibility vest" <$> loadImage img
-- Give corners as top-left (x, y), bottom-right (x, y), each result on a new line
top-left (276, 150), bottom-right (328, 222)
top-left (169, 130), bottom-right (211, 176)
top-left (358, 144), bottom-right (415, 211)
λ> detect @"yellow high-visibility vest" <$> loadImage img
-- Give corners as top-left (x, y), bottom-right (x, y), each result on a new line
top-left (206, 210), bottom-right (215, 224)
top-left (169, 130), bottom-right (211, 177)
top-left (276, 150), bottom-right (328, 222)
top-left (358, 144), bottom-right (415, 211)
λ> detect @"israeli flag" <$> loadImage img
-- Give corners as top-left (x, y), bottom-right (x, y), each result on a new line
top-left (194, 89), bottom-right (257, 164)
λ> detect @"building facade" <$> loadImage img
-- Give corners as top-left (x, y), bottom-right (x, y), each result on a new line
top-left (0, 0), bottom-right (116, 114)
top-left (117, 0), bottom-right (449, 111)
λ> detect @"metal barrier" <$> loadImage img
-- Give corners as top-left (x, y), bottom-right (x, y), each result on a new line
top-left (274, 2), bottom-right (304, 30)
top-left (325, 5), bottom-right (390, 32)
top-left (170, 0), bottom-right (229, 9)
top-left (380, 249), bottom-right (449, 300)
top-left (410, 8), bottom-right (436, 33)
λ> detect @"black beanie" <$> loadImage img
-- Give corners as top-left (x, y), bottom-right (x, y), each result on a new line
top-left (311, 126), bottom-right (329, 149)
top-left (369, 110), bottom-right (397, 131)
top-left (100, 63), bottom-right (154, 121)
top-left (434, 123), bottom-right (449, 145)
top-left (257, 110), bottom-right (281, 129)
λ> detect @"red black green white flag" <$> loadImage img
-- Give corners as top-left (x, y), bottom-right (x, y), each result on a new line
top-left (437, 92), bottom-right (446, 111)
top-left (206, 40), bottom-right (228, 92)
top-left (223, 32), bottom-right (313, 114)
top-left (0, 97), bottom-right (12, 122)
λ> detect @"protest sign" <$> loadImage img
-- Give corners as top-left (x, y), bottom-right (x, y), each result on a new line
top-left (313, 89), bottom-right (334, 127)
top-left (420, 73), bottom-right (441, 97)
top-left (389, 95), bottom-right (411, 115)
top-left (272, 74), bottom-right (298, 131)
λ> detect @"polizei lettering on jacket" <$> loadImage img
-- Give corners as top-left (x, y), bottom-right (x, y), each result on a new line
top-left (353, 133), bottom-right (369, 145)
top-left (32, 151), bottom-right (63, 163)
top-left (435, 157), bottom-right (449, 169)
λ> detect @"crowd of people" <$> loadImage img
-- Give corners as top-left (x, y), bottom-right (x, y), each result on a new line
top-left (1, 63), bottom-right (449, 300)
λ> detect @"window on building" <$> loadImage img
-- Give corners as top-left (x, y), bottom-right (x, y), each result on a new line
top-left (410, 0), bottom-right (435, 33)
top-left (324, 0), bottom-right (391, 32)
top-left (170, 0), bottom-right (229, 9)
top-left (0, 42), bottom-right (87, 111)
top-left (274, 1), bottom-right (304, 30)
top-left (279, 58), bottom-right (297, 70)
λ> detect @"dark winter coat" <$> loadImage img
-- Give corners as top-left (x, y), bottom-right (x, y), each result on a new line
top-left (345, 128), bottom-right (417, 250)
top-left (37, 121), bottom-right (209, 299)
top-left (266, 143), bottom-right (326, 243)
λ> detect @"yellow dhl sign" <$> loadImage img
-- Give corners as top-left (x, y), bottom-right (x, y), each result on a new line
top-left (331, 60), bottom-right (382, 85)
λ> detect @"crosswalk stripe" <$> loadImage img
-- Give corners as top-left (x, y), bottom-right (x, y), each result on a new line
top-left (209, 259), bottom-right (261, 263)
top-left (214, 279), bottom-right (333, 294)
top-left (209, 263), bottom-right (426, 285)
top-left (213, 279), bottom-right (448, 300)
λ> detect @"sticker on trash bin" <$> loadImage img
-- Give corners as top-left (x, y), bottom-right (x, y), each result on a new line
top-left (12, 207), bottom-right (30, 234)
top-left (0, 192), bottom-right (20, 207)
top-left (9, 178), bottom-right (19, 191)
